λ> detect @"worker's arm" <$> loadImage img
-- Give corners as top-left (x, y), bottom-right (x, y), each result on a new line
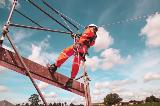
top-left (78, 31), bottom-right (94, 44)
top-left (90, 39), bottom-right (95, 46)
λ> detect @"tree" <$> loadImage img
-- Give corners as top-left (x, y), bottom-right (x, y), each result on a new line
top-left (145, 95), bottom-right (160, 103)
top-left (28, 94), bottom-right (41, 106)
top-left (64, 102), bottom-right (67, 106)
top-left (70, 103), bottom-right (74, 106)
top-left (25, 103), bottom-right (30, 106)
top-left (104, 93), bottom-right (122, 106)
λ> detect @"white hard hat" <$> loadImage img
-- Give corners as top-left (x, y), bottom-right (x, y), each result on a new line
top-left (88, 24), bottom-right (98, 28)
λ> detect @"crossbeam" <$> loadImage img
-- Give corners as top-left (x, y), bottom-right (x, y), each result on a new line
top-left (10, 23), bottom-right (72, 35)
top-left (0, 47), bottom-right (85, 97)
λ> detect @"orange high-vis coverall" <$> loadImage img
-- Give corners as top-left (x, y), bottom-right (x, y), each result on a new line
top-left (55, 28), bottom-right (96, 79)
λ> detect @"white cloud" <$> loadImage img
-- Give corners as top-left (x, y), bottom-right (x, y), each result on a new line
top-left (141, 13), bottom-right (160, 48)
top-left (111, 87), bottom-right (126, 93)
top-left (85, 27), bottom-right (130, 71)
top-left (28, 44), bottom-right (56, 66)
top-left (12, 29), bottom-right (33, 44)
top-left (105, 48), bottom-right (160, 102)
top-left (42, 92), bottom-right (57, 98)
top-left (85, 56), bottom-right (100, 71)
top-left (94, 80), bottom-right (136, 102)
top-left (125, 49), bottom-right (160, 82)
top-left (99, 48), bottom-right (131, 70)
top-left (70, 97), bottom-right (85, 105)
top-left (38, 81), bottom-right (49, 90)
top-left (92, 89), bottom-right (102, 95)
top-left (95, 81), bottom-right (109, 89)
top-left (86, 48), bottom-right (131, 71)
top-left (0, 85), bottom-right (9, 92)
top-left (85, 26), bottom-right (131, 71)
top-left (94, 27), bottom-right (113, 52)
top-left (119, 91), bottom-right (134, 98)
top-left (28, 35), bottom-right (57, 66)
top-left (0, 0), bottom-right (20, 9)
top-left (8, 0), bottom-right (20, 9)
top-left (144, 72), bottom-right (160, 82)
top-left (95, 79), bottom-right (136, 90)
top-left (0, 0), bottom-right (5, 8)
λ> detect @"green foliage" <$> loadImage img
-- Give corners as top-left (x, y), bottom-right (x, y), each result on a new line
top-left (104, 93), bottom-right (122, 106)
top-left (28, 94), bottom-right (41, 106)
top-left (145, 95), bottom-right (160, 103)
top-left (25, 103), bottom-right (30, 106)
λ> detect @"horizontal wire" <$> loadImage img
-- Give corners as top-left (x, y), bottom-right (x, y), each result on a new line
top-left (15, 9), bottom-right (43, 28)
top-left (28, 0), bottom-right (73, 33)
top-left (105, 11), bottom-right (160, 26)
top-left (49, 4), bottom-right (85, 28)
top-left (10, 23), bottom-right (72, 34)
top-left (41, 0), bottom-right (80, 30)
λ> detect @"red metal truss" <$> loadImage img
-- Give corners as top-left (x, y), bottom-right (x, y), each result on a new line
top-left (0, 46), bottom-right (85, 97)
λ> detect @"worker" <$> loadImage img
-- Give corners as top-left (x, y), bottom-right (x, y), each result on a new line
top-left (47, 24), bottom-right (98, 87)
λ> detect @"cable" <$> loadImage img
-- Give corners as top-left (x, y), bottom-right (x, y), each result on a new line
top-left (10, 23), bottom-right (72, 34)
top-left (42, 1), bottom-right (85, 29)
top-left (105, 11), bottom-right (160, 26)
top-left (28, 0), bottom-right (73, 33)
top-left (15, 9), bottom-right (43, 28)
top-left (41, 0), bottom-right (74, 32)
top-left (41, 0), bottom-right (80, 31)
top-left (58, 10), bottom-right (85, 28)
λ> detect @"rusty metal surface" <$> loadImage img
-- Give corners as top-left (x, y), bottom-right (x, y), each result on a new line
top-left (0, 47), bottom-right (85, 97)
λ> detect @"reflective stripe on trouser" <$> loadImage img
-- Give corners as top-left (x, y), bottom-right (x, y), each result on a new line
top-left (55, 45), bottom-right (74, 67)
top-left (55, 44), bottom-right (87, 79)
top-left (71, 55), bottom-right (83, 79)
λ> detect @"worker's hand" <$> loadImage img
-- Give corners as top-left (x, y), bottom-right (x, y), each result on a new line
top-left (71, 33), bottom-right (76, 39)
top-left (73, 43), bottom-right (81, 49)
top-left (71, 33), bottom-right (81, 40)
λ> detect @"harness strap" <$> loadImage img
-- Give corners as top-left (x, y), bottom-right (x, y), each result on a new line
top-left (82, 35), bottom-right (97, 48)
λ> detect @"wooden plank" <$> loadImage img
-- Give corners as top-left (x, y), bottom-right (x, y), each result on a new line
top-left (0, 47), bottom-right (85, 97)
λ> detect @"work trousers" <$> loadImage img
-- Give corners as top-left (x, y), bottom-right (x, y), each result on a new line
top-left (55, 45), bottom-right (87, 79)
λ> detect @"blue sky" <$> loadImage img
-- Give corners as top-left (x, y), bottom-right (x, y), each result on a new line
top-left (0, 0), bottom-right (160, 105)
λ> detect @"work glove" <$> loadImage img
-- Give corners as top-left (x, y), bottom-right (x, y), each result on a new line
top-left (71, 33), bottom-right (76, 39)
top-left (71, 33), bottom-right (81, 39)
top-left (73, 43), bottom-right (82, 49)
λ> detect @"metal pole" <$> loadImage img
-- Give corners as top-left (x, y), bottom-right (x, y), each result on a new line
top-left (5, 33), bottom-right (48, 106)
top-left (28, 0), bottom-right (73, 33)
top-left (0, 0), bottom-right (17, 46)
top-left (6, 0), bottom-right (17, 24)
top-left (82, 62), bottom-right (92, 106)
top-left (10, 23), bottom-right (72, 34)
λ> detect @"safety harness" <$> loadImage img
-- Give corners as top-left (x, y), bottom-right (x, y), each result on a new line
top-left (83, 35), bottom-right (97, 48)
top-left (73, 33), bottom-right (97, 61)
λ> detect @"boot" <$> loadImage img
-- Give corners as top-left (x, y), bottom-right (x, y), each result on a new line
top-left (47, 63), bottom-right (57, 72)
top-left (65, 78), bottom-right (73, 88)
